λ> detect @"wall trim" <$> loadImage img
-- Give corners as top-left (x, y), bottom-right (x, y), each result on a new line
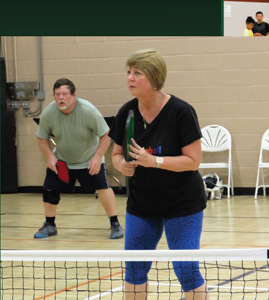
top-left (14, 186), bottom-right (268, 196)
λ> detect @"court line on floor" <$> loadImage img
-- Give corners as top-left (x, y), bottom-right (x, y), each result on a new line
top-left (82, 263), bottom-right (269, 299)
top-left (34, 270), bottom-right (124, 300)
top-left (84, 286), bottom-right (123, 300)
top-left (179, 263), bottom-right (269, 300)
top-left (84, 281), bottom-right (269, 300)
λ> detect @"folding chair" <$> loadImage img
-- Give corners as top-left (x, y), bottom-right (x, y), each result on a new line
top-left (199, 125), bottom-right (234, 198)
top-left (254, 128), bottom-right (269, 199)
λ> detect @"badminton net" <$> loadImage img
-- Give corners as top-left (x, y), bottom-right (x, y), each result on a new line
top-left (1, 248), bottom-right (269, 300)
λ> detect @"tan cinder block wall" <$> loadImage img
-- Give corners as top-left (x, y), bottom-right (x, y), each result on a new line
top-left (4, 36), bottom-right (269, 188)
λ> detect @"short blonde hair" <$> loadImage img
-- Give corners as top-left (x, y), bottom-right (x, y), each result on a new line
top-left (126, 49), bottom-right (167, 90)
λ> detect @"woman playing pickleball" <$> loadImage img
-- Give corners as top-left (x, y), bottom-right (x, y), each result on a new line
top-left (109, 49), bottom-right (209, 300)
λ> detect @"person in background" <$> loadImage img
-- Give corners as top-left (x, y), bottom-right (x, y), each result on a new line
top-left (243, 16), bottom-right (255, 36)
top-left (252, 11), bottom-right (269, 36)
top-left (109, 49), bottom-right (209, 300)
top-left (34, 78), bottom-right (123, 240)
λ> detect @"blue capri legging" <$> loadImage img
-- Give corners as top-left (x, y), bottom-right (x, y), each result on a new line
top-left (125, 211), bottom-right (204, 292)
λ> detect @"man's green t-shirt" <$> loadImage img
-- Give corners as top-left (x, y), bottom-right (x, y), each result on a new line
top-left (37, 98), bottom-right (109, 169)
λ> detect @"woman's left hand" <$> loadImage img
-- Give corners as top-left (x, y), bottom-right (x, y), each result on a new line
top-left (129, 139), bottom-right (155, 168)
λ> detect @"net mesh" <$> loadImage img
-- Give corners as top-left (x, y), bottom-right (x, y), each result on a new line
top-left (1, 249), bottom-right (269, 300)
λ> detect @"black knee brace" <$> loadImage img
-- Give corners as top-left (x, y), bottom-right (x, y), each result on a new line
top-left (43, 190), bottom-right (60, 205)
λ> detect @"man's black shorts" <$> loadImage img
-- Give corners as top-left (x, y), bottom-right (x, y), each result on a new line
top-left (43, 163), bottom-right (109, 192)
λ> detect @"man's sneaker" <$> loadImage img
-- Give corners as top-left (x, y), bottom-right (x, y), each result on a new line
top-left (34, 222), bottom-right (57, 239)
top-left (110, 222), bottom-right (123, 239)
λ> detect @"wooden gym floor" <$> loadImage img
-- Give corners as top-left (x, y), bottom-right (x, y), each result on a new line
top-left (1, 193), bottom-right (269, 299)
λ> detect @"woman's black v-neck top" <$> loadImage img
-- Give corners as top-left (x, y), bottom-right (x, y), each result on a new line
top-left (109, 95), bottom-right (207, 218)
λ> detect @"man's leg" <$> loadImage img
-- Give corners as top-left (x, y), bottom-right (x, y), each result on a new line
top-left (34, 190), bottom-right (60, 238)
top-left (78, 165), bottom-right (123, 239)
top-left (44, 193), bottom-right (59, 227)
top-left (34, 168), bottom-right (62, 239)
top-left (96, 188), bottom-right (117, 216)
top-left (44, 202), bottom-right (58, 217)
top-left (97, 188), bottom-right (123, 239)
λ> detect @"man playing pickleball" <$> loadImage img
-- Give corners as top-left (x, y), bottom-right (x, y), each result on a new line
top-left (34, 78), bottom-right (123, 239)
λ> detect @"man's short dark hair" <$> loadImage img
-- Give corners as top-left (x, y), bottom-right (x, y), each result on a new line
top-left (53, 78), bottom-right (76, 94)
top-left (246, 16), bottom-right (255, 24)
top-left (256, 11), bottom-right (263, 16)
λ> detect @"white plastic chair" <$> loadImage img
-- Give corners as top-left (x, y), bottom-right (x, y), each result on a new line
top-left (199, 125), bottom-right (234, 198)
top-left (254, 129), bottom-right (269, 199)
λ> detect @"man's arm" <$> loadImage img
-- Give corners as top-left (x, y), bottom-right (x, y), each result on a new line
top-left (38, 137), bottom-right (58, 174)
top-left (88, 131), bottom-right (111, 175)
top-left (95, 131), bottom-right (111, 158)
